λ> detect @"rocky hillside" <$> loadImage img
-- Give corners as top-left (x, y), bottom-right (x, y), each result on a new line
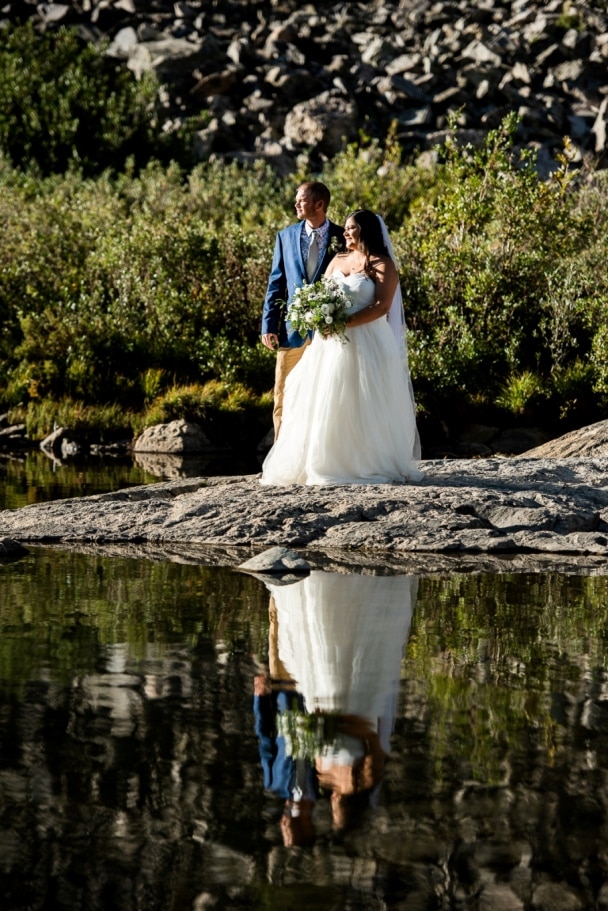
top-left (3, 0), bottom-right (608, 175)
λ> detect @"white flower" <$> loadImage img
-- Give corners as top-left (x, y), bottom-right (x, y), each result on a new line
top-left (280, 275), bottom-right (350, 342)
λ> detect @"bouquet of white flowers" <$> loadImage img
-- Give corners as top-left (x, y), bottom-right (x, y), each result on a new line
top-left (285, 275), bottom-right (352, 341)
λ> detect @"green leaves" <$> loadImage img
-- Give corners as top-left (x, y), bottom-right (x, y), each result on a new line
top-left (1, 111), bottom-right (608, 439)
top-left (399, 115), bottom-right (607, 426)
top-left (0, 22), bottom-right (167, 176)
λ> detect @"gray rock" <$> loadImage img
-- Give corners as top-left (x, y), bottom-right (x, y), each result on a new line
top-left (38, 3), bottom-right (70, 24)
top-left (126, 35), bottom-right (218, 80)
top-left (0, 423), bottom-right (26, 437)
top-left (132, 451), bottom-right (214, 479)
top-left (531, 881), bottom-right (583, 911)
top-left (10, 0), bottom-right (608, 173)
top-left (0, 423), bottom-right (29, 452)
top-left (40, 426), bottom-right (82, 458)
top-left (524, 419), bottom-right (608, 457)
top-left (133, 420), bottom-right (212, 454)
top-left (283, 91), bottom-right (358, 156)
top-left (106, 26), bottom-right (138, 58)
top-left (597, 881), bottom-right (608, 911)
top-left (479, 882), bottom-right (525, 911)
top-left (592, 97), bottom-right (608, 152)
top-left (0, 537), bottom-right (28, 559)
top-left (461, 39), bottom-right (503, 66)
top-left (3, 459), bottom-right (608, 571)
top-left (238, 546), bottom-right (310, 574)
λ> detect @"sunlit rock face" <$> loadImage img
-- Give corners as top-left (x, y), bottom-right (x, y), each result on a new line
top-left (2, 457), bottom-right (608, 567)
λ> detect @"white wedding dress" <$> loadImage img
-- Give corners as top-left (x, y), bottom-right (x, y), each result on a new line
top-left (268, 571), bottom-right (418, 758)
top-left (261, 271), bottom-right (423, 486)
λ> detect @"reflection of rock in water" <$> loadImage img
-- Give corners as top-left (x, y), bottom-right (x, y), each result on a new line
top-left (133, 451), bottom-right (212, 479)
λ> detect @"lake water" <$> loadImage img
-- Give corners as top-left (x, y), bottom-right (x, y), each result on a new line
top-left (0, 450), bottom-right (263, 510)
top-left (1, 454), bottom-right (608, 910)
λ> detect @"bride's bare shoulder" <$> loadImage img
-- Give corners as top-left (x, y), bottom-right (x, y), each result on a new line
top-left (326, 252), bottom-right (351, 273)
top-left (371, 253), bottom-right (397, 272)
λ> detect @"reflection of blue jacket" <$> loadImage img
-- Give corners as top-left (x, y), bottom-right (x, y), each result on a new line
top-left (261, 221), bottom-right (344, 348)
top-left (253, 689), bottom-right (309, 800)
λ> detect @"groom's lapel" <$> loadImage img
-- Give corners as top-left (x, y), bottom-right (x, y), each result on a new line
top-left (290, 223), bottom-right (306, 276)
top-left (320, 223), bottom-right (342, 270)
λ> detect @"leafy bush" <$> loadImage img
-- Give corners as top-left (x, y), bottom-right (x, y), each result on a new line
top-left (316, 123), bottom-right (433, 228)
top-left (0, 160), bottom-right (278, 410)
top-left (0, 22), bottom-right (179, 176)
top-left (10, 398), bottom-right (134, 442)
top-left (139, 382), bottom-right (273, 448)
top-left (495, 371), bottom-right (546, 416)
top-left (399, 115), bottom-right (607, 426)
top-left (2, 116), bottom-right (608, 441)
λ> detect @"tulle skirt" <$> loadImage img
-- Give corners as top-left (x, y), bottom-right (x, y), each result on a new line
top-left (268, 571), bottom-right (418, 754)
top-left (261, 317), bottom-right (423, 486)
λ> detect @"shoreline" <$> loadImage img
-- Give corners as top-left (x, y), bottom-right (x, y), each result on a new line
top-left (1, 457), bottom-right (608, 574)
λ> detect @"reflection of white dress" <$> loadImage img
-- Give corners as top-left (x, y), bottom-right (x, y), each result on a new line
top-left (261, 271), bottom-right (423, 486)
top-left (269, 571), bottom-right (418, 755)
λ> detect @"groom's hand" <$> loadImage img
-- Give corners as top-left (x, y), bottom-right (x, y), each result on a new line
top-left (262, 333), bottom-right (279, 350)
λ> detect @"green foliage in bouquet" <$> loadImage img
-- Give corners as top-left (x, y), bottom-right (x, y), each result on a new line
top-left (285, 276), bottom-right (352, 341)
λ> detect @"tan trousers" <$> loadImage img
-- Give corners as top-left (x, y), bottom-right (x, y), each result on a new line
top-left (273, 340), bottom-right (310, 439)
top-left (268, 596), bottom-right (294, 684)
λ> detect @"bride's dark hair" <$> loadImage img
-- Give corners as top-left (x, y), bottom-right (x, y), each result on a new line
top-left (348, 209), bottom-right (389, 277)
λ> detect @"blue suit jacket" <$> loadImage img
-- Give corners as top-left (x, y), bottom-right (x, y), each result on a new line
top-left (261, 220), bottom-right (345, 348)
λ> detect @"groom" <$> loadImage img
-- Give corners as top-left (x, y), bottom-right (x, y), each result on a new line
top-left (261, 181), bottom-right (344, 439)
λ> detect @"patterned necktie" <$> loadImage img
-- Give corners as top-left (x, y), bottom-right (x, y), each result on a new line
top-left (307, 229), bottom-right (319, 281)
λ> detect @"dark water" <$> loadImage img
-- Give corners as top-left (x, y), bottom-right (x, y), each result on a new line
top-left (0, 450), bottom-right (263, 510)
top-left (1, 546), bottom-right (608, 911)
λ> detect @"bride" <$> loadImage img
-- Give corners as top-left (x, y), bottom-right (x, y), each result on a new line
top-left (261, 209), bottom-right (423, 486)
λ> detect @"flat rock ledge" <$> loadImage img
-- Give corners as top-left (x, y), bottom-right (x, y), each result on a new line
top-left (2, 457), bottom-right (608, 574)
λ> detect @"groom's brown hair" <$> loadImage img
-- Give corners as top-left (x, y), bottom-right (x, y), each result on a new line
top-left (299, 181), bottom-right (331, 211)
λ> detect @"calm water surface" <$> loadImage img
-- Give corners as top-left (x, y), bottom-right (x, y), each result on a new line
top-left (2, 454), bottom-right (608, 909)
top-left (1, 542), bottom-right (608, 911)
top-left (0, 450), bottom-right (262, 510)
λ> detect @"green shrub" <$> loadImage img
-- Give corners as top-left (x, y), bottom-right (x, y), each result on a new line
top-left (142, 381), bottom-right (272, 429)
top-left (0, 159), bottom-right (279, 408)
top-left (0, 22), bottom-right (178, 176)
top-left (315, 122), bottom-right (433, 228)
top-left (400, 115), bottom-right (601, 418)
top-left (139, 381), bottom-right (272, 447)
top-left (10, 398), bottom-right (134, 441)
top-left (186, 158), bottom-right (290, 231)
top-left (495, 371), bottom-right (546, 416)
top-left (2, 117), bottom-right (608, 438)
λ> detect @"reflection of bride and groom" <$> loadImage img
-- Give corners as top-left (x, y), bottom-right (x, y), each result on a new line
top-left (253, 572), bottom-right (418, 845)
top-left (260, 181), bottom-right (423, 487)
